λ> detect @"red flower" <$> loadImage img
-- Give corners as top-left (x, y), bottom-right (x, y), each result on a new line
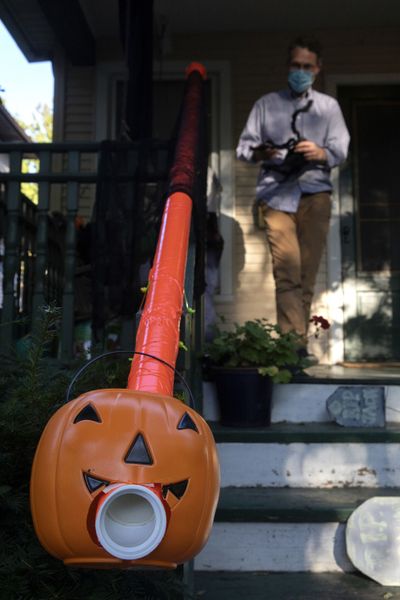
top-left (309, 315), bottom-right (330, 330)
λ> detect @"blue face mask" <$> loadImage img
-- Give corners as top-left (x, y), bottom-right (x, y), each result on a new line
top-left (288, 69), bottom-right (314, 94)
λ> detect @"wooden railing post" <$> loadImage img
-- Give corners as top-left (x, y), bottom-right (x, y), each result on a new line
top-left (31, 151), bottom-right (51, 320)
top-left (1, 151), bottom-right (22, 347)
top-left (60, 151), bottom-right (79, 362)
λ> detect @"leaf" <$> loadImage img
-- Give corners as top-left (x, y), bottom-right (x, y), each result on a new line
top-left (239, 347), bottom-right (260, 364)
top-left (258, 366), bottom-right (279, 377)
top-left (273, 369), bottom-right (293, 384)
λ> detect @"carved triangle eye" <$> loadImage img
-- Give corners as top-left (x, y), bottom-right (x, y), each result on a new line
top-left (83, 473), bottom-right (109, 493)
top-left (73, 404), bottom-right (101, 424)
top-left (125, 433), bottom-right (153, 465)
top-left (177, 412), bottom-right (198, 433)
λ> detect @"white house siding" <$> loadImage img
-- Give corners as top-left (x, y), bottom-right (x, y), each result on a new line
top-left (64, 65), bottom-right (96, 141)
top-left (169, 28), bottom-right (400, 362)
top-left (62, 64), bottom-right (97, 219)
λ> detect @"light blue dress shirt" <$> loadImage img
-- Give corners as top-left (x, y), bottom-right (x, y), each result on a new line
top-left (236, 88), bottom-right (350, 212)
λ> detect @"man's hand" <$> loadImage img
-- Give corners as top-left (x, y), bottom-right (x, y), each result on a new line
top-left (252, 145), bottom-right (279, 162)
top-left (294, 140), bottom-right (327, 162)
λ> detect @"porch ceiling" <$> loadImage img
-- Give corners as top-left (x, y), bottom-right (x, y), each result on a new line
top-left (81, 0), bottom-right (400, 38)
top-left (155, 0), bottom-right (400, 33)
top-left (2, 0), bottom-right (400, 64)
top-left (0, 0), bottom-right (95, 64)
top-left (0, 0), bottom-right (55, 61)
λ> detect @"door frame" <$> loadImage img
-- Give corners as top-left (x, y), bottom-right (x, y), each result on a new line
top-left (325, 73), bottom-right (400, 363)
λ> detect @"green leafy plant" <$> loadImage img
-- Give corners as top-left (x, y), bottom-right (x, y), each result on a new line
top-left (204, 318), bottom-right (311, 383)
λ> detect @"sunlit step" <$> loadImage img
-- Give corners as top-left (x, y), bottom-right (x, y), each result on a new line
top-left (195, 521), bottom-right (352, 572)
top-left (218, 442), bottom-right (400, 487)
top-left (195, 487), bottom-right (400, 573)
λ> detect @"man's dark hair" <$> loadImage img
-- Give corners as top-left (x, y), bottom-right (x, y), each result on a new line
top-left (288, 36), bottom-right (323, 63)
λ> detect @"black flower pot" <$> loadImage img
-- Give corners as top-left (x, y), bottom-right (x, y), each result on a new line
top-left (213, 367), bottom-right (273, 427)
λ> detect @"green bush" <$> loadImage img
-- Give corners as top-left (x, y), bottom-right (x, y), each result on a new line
top-left (0, 307), bottom-right (186, 600)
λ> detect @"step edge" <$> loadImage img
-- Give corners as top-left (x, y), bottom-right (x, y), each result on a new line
top-left (210, 422), bottom-right (400, 443)
top-left (215, 487), bottom-right (400, 522)
top-left (215, 508), bottom-right (352, 523)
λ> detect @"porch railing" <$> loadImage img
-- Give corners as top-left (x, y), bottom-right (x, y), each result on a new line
top-left (0, 141), bottom-right (176, 361)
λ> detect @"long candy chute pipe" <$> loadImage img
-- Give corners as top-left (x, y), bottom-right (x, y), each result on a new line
top-left (127, 63), bottom-right (206, 395)
top-left (127, 192), bottom-right (192, 394)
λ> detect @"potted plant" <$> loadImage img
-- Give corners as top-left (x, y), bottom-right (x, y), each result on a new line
top-left (202, 318), bottom-right (312, 427)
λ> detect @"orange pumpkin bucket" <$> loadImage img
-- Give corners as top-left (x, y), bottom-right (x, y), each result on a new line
top-left (30, 389), bottom-right (219, 568)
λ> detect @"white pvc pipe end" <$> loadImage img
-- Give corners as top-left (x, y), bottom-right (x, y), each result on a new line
top-left (95, 484), bottom-right (167, 560)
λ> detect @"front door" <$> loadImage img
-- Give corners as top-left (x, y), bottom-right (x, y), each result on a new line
top-left (338, 84), bottom-right (400, 361)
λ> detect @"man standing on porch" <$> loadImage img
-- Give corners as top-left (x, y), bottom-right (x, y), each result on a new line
top-left (236, 36), bottom-right (350, 358)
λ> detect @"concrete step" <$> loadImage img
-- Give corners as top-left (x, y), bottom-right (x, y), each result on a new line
top-left (195, 488), bottom-right (400, 572)
top-left (196, 521), bottom-right (352, 572)
top-left (203, 381), bottom-right (400, 423)
top-left (211, 423), bottom-right (400, 487)
top-left (194, 571), bottom-right (400, 599)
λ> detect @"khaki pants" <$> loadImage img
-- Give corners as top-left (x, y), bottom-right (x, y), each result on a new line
top-left (262, 192), bottom-right (331, 337)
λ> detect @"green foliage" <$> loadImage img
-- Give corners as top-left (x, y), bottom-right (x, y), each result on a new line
top-left (15, 103), bottom-right (53, 204)
top-left (17, 103), bottom-right (53, 142)
top-left (20, 157), bottom-right (39, 204)
top-left (0, 307), bottom-right (186, 600)
top-left (204, 318), bottom-right (310, 383)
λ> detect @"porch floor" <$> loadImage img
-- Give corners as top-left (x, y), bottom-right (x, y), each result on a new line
top-left (194, 572), bottom-right (400, 599)
top-left (299, 363), bottom-right (400, 384)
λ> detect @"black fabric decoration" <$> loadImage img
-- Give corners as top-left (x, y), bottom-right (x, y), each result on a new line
top-left (91, 140), bottom-right (173, 343)
top-left (91, 68), bottom-right (208, 342)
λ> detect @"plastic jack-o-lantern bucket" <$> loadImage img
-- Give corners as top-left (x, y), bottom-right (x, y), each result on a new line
top-left (30, 389), bottom-right (220, 568)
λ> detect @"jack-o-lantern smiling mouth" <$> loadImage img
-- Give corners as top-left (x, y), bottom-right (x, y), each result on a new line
top-left (83, 472), bottom-right (189, 501)
top-left (84, 472), bottom-right (190, 555)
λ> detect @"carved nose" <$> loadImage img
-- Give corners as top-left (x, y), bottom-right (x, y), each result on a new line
top-left (125, 433), bottom-right (153, 465)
